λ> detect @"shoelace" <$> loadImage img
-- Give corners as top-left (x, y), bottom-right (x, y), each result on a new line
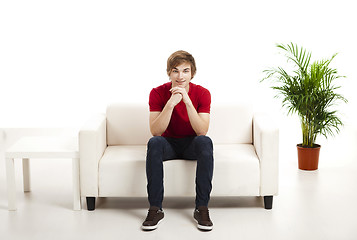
top-left (145, 209), bottom-right (159, 221)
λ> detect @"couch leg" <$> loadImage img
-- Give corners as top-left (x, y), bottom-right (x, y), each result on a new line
top-left (264, 196), bottom-right (273, 210)
top-left (86, 197), bottom-right (96, 211)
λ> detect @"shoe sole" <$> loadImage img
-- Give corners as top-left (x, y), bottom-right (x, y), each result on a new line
top-left (194, 218), bottom-right (213, 231)
top-left (141, 219), bottom-right (163, 231)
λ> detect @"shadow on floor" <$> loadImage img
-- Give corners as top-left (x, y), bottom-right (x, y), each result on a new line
top-left (89, 196), bottom-right (266, 222)
top-left (95, 196), bottom-right (265, 210)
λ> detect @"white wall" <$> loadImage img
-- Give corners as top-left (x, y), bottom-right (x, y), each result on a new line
top-left (1, 0), bottom-right (356, 133)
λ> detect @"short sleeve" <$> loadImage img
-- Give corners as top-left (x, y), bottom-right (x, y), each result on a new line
top-left (149, 88), bottom-right (164, 112)
top-left (197, 88), bottom-right (211, 113)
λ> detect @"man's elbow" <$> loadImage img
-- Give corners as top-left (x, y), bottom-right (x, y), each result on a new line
top-left (150, 128), bottom-right (164, 137)
top-left (196, 130), bottom-right (208, 136)
top-left (150, 130), bottom-right (161, 136)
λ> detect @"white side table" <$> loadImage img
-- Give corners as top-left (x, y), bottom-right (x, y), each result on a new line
top-left (5, 136), bottom-right (81, 211)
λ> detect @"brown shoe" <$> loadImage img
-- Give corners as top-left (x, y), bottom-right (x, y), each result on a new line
top-left (142, 206), bottom-right (164, 230)
top-left (194, 206), bottom-right (213, 231)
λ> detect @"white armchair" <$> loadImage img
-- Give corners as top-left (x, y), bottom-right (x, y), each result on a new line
top-left (79, 103), bottom-right (279, 210)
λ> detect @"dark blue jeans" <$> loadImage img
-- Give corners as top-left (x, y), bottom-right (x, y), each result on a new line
top-left (146, 135), bottom-right (214, 209)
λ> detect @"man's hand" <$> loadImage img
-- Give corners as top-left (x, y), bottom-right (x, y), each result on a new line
top-left (168, 92), bottom-right (183, 108)
top-left (170, 87), bottom-right (191, 104)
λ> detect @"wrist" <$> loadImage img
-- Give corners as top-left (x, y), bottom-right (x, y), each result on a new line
top-left (184, 99), bottom-right (193, 107)
top-left (166, 100), bottom-right (176, 110)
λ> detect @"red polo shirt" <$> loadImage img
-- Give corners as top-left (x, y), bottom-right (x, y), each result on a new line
top-left (149, 82), bottom-right (211, 138)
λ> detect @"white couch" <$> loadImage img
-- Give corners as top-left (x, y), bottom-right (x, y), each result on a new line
top-left (79, 103), bottom-right (279, 210)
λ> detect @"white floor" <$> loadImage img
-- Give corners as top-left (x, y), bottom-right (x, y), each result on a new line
top-left (1, 126), bottom-right (357, 240)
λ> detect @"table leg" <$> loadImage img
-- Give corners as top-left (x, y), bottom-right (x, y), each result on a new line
top-left (6, 158), bottom-right (17, 211)
top-left (22, 158), bottom-right (31, 192)
top-left (72, 158), bottom-right (81, 210)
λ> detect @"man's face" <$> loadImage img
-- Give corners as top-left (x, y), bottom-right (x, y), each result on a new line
top-left (169, 62), bottom-right (192, 89)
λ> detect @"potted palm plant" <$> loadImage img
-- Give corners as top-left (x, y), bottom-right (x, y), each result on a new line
top-left (262, 43), bottom-right (347, 170)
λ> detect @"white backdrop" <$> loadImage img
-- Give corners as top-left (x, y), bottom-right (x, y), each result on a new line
top-left (1, 0), bottom-right (356, 133)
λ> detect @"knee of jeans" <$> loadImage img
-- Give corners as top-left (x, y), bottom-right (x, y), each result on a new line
top-left (147, 136), bottom-right (166, 149)
top-left (194, 135), bottom-right (213, 150)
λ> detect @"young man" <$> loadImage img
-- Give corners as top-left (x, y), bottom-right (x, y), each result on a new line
top-left (142, 50), bottom-right (214, 231)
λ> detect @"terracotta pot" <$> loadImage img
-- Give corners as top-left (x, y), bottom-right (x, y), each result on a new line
top-left (297, 144), bottom-right (321, 170)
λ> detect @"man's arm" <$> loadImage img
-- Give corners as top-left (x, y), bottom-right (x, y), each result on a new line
top-left (186, 104), bottom-right (210, 136)
top-left (170, 87), bottom-right (210, 136)
top-left (149, 93), bottom-right (182, 136)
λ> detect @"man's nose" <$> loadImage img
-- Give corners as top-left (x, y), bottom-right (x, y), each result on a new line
top-left (178, 72), bottom-right (184, 79)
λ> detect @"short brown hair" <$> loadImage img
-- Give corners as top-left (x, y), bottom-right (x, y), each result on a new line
top-left (167, 50), bottom-right (197, 78)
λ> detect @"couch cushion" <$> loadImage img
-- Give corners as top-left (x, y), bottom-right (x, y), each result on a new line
top-left (208, 104), bottom-right (253, 144)
top-left (106, 103), bottom-right (253, 145)
top-left (106, 103), bottom-right (152, 145)
top-left (98, 144), bottom-right (260, 197)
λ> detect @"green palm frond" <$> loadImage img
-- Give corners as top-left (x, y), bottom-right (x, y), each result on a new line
top-left (262, 43), bottom-right (347, 147)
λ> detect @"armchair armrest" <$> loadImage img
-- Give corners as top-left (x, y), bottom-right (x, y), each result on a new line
top-left (79, 114), bottom-right (107, 197)
top-left (253, 113), bottom-right (279, 196)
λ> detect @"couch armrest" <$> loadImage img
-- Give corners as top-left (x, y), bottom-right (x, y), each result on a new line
top-left (79, 114), bottom-right (107, 197)
top-left (253, 113), bottom-right (279, 196)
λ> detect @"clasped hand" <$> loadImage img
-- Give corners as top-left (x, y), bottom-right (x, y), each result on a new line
top-left (169, 87), bottom-right (191, 106)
